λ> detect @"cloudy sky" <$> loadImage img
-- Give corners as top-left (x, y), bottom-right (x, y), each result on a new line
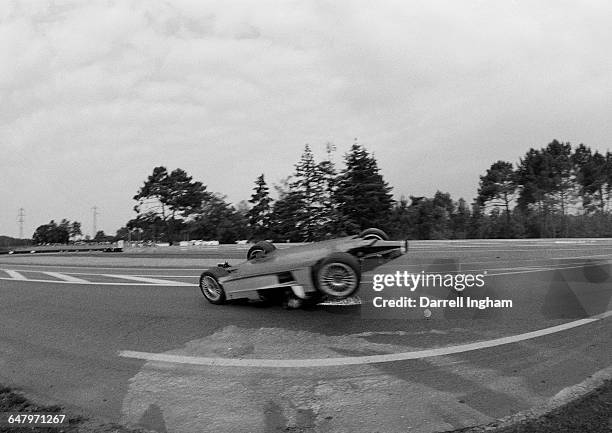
top-left (2, 0), bottom-right (612, 238)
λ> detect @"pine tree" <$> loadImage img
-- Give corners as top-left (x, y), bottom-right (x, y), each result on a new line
top-left (334, 143), bottom-right (394, 232)
top-left (389, 196), bottom-right (411, 239)
top-left (268, 191), bottom-right (305, 242)
top-left (133, 166), bottom-right (209, 243)
top-left (266, 176), bottom-right (303, 242)
top-left (546, 140), bottom-right (575, 236)
top-left (516, 140), bottom-right (576, 237)
top-left (477, 160), bottom-right (517, 236)
top-left (468, 201), bottom-right (489, 238)
top-left (247, 174), bottom-right (272, 239)
top-left (572, 144), bottom-right (608, 213)
top-left (191, 194), bottom-right (249, 243)
top-left (316, 142), bottom-right (341, 238)
top-left (452, 198), bottom-right (471, 239)
top-left (291, 144), bottom-right (325, 241)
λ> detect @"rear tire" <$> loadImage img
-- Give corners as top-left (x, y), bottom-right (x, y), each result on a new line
top-left (358, 228), bottom-right (389, 241)
top-left (314, 252), bottom-right (361, 299)
top-left (247, 241), bottom-right (276, 260)
top-left (199, 267), bottom-right (229, 304)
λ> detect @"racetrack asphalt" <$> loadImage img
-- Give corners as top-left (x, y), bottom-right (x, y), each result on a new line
top-left (0, 239), bottom-right (610, 432)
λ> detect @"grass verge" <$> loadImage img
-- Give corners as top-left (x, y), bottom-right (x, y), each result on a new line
top-left (0, 386), bottom-right (148, 433)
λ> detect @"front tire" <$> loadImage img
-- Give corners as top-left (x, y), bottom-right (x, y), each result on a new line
top-left (199, 267), bottom-right (229, 304)
top-left (314, 252), bottom-right (361, 299)
top-left (358, 228), bottom-right (389, 241)
top-left (247, 241), bottom-right (276, 260)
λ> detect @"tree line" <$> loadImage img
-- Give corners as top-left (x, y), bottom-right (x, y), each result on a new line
top-left (122, 142), bottom-right (394, 243)
top-left (120, 139), bottom-right (612, 243)
top-left (31, 220), bottom-right (113, 245)
top-left (30, 138), bottom-right (612, 244)
top-left (386, 140), bottom-right (612, 239)
top-left (474, 140), bottom-right (612, 238)
top-left (32, 219), bottom-right (82, 244)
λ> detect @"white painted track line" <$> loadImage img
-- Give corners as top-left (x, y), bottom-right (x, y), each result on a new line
top-left (119, 310), bottom-right (612, 368)
top-left (64, 272), bottom-right (197, 278)
top-left (43, 272), bottom-right (89, 283)
top-left (4, 270), bottom-right (27, 280)
top-left (0, 264), bottom-right (212, 272)
top-left (102, 274), bottom-right (193, 286)
top-left (0, 269), bottom-right (197, 286)
top-left (0, 277), bottom-right (197, 286)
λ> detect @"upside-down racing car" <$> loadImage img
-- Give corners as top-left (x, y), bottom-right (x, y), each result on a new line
top-left (198, 228), bottom-right (407, 307)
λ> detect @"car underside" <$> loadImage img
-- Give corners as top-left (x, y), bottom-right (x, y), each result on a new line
top-left (198, 228), bottom-right (407, 308)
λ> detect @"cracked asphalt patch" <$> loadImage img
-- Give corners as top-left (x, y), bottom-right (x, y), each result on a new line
top-left (2, 379), bottom-right (611, 433)
top-left (121, 326), bottom-right (540, 433)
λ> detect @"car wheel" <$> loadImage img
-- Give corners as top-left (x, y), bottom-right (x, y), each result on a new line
top-left (247, 241), bottom-right (276, 260)
top-left (314, 252), bottom-right (361, 298)
top-left (199, 267), bottom-right (229, 304)
top-left (358, 228), bottom-right (389, 241)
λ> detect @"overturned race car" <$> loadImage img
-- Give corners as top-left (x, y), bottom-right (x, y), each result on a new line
top-left (198, 228), bottom-right (407, 308)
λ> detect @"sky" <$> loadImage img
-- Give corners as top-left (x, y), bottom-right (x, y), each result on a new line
top-left (2, 0), bottom-right (612, 238)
